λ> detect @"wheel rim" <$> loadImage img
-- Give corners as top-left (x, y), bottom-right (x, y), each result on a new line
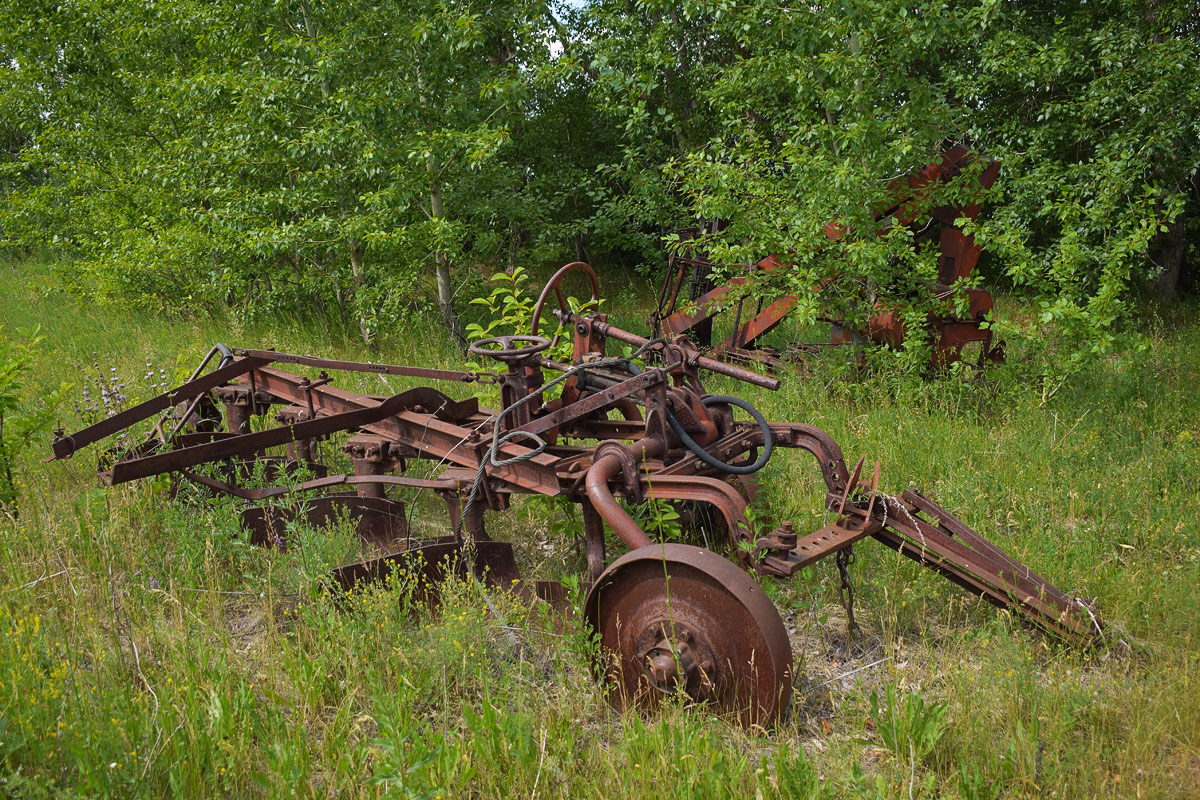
top-left (584, 543), bottom-right (792, 726)
top-left (529, 261), bottom-right (601, 342)
top-left (467, 334), bottom-right (552, 363)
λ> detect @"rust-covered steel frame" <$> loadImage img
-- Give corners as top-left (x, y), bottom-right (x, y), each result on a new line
top-left (49, 263), bottom-right (1100, 646)
top-left (652, 146), bottom-right (1005, 370)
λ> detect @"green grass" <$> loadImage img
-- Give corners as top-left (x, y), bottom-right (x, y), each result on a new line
top-left (1, 255), bottom-right (1198, 799)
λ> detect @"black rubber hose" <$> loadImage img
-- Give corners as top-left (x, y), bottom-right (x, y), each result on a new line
top-left (621, 360), bottom-right (775, 474)
top-left (667, 394), bottom-right (775, 475)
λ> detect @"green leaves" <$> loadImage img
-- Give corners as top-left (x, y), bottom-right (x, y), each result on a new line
top-left (0, 0), bottom-right (578, 338)
top-left (0, 325), bottom-right (67, 513)
top-left (578, 0), bottom-right (1199, 384)
top-left (869, 683), bottom-right (949, 763)
top-left (1, 0), bottom-right (1195, 380)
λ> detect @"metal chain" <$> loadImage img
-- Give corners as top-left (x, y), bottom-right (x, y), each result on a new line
top-left (836, 544), bottom-right (859, 634)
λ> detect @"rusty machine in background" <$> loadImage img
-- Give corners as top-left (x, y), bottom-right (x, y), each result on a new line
top-left (652, 146), bottom-right (1006, 371)
top-left (50, 262), bottom-right (1099, 725)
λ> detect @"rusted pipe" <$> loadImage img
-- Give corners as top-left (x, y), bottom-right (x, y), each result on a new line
top-left (585, 437), bottom-right (663, 550)
top-left (591, 320), bottom-right (780, 391)
top-left (613, 397), bottom-right (643, 422)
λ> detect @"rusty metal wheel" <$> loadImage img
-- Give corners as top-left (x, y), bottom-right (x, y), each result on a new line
top-left (467, 334), bottom-right (552, 363)
top-left (529, 261), bottom-right (601, 344)
top-left (584, 543), bottom-right (792, 726)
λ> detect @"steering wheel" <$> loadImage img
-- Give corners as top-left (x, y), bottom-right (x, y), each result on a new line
top-left (529, 262), bottom-right (602, 344)
top-left (468, 335), bottom-right (553, 364)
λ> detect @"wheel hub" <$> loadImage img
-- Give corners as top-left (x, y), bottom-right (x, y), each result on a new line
top-left (637, 622), bottom-right (716, 699)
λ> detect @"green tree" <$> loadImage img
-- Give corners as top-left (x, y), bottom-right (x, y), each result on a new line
top-left (0, 0), bottom-right (574, 342)
top-left (575, 0), bottom-right (1199, 380)
top-left (1, 0), bottom-right (1196, 383)
top-left (948, 0), bottom-right (1200, 368)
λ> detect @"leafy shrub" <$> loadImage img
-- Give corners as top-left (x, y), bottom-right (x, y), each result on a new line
top-left (0, 326), bottom-right (66, 514)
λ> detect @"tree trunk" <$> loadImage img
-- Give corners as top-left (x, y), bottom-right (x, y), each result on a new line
top-left (430, 172), bottom-right (464, 345)
top-left (349, 237), bottom-right (372, 345)
top-left (1152, 213), bottom-right (1187, 303)
top-left (299, 0), bottom-right (331, 99)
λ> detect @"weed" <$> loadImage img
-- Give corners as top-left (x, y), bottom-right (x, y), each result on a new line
top-left (869, 683), bottom-right (948, 763)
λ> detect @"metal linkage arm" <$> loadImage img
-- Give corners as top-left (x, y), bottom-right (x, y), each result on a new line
top-left (868, 489), bottom-right (1103, 642)
top-left (49, 354), bottom-right (273, 461)
top-left (236, 349), bottom-right (494, 383)
top-left (246, 365), bottom-right (562, 496)
top-left (105, 388), bottom-right (446, 485)
top-left (589, 319), bottom-right (780, 391)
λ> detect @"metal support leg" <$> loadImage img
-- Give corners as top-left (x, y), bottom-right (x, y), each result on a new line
top-left (582, 500), bottom-right (607, 588)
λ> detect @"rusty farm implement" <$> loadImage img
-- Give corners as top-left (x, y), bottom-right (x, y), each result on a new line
top-left (652, 146), bottom-right (1006, 372)
top-left (49, 262), bottom-right (1101, 725)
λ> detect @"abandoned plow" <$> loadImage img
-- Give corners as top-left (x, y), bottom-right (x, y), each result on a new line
top-left (50, 262), bottom-right (1101, 725)
top-left (652, 146), bottom-right (1006, 372)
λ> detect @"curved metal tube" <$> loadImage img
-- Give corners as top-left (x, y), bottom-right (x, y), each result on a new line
top-left (613, 397), bottom-right (643, 422)
top-left (585, 437), bottom-right (662, 551)
top-left (765, 423), bottom-right (851, 494)
top-left (639, 474), bottom-right (756, 544)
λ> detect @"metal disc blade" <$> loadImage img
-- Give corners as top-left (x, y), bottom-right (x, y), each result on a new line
top-left (584, 543), bottom-right (792, 726)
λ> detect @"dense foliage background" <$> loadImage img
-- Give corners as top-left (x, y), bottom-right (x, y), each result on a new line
top-left (1, 0), bottom-right (1197, 374)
